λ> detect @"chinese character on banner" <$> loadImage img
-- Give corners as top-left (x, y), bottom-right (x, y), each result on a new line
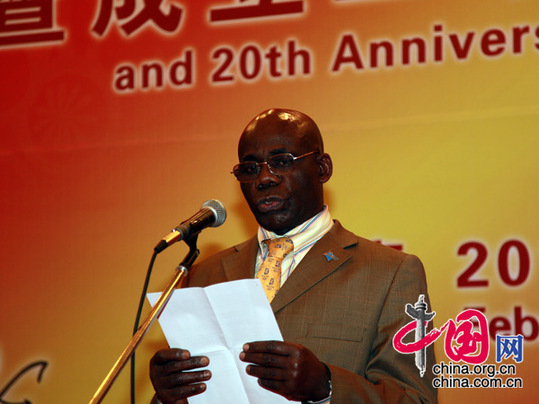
top-left (496, 335), bottom-right (524, 363)
top-left (210, 0), bottom-right (303, 23)
top-left (373, 240), bottom-right (404, 251)
top-left (92, 0), bottom-right (182, 37)
top-left (0, 0), bottom-right (65, 48)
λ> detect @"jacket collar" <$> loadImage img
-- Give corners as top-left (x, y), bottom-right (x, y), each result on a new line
top-left (221, 220), bottom-right (358, 313)
top-left (271, 220), bottom-right (357, 313)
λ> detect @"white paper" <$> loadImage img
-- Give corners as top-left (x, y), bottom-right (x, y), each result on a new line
top-left (147, 279), bottom-right (292, 404)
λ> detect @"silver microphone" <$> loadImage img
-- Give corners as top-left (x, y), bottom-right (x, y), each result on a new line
top-left (154, 199), bottom-right (226, 253)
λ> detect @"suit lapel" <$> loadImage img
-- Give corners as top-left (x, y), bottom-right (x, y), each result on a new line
top-left (217, 221), bottom-right (359, 313)
top-left (221, 236), bottom-right (258, 281)
top-left (271, 221), bottom-right (358, 313)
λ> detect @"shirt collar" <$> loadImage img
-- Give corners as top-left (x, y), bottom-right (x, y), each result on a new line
top-left (257, 205), bottom-right (333, 252)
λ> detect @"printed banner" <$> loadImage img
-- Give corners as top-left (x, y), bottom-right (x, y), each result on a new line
top-left (1, 1), bottom-right (537, 403)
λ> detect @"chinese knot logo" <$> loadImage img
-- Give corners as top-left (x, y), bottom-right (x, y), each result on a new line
top-left (393, 294), bottom-right (436, 377)
top-left (392, 295), bottom-right (517, 378)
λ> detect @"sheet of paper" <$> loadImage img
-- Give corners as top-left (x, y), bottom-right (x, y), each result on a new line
top-left (147, 279), bottom-right (292, 404)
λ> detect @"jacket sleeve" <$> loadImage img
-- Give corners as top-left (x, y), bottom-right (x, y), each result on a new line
top-left (328, 254), bottom-right (438, 403)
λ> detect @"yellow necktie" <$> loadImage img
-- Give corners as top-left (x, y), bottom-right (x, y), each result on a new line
top-left (257, 237), bottom-right (294, 302)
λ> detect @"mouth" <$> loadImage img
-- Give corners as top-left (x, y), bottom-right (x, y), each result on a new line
top-left (256, 196), bottom-right (286, 213)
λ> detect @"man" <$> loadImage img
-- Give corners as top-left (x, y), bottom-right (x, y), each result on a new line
top-left (149, 108), bottom-right (437, 403)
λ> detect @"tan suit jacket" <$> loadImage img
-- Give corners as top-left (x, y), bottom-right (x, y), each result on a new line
top-left (187, 220), bottom-right (437, 403)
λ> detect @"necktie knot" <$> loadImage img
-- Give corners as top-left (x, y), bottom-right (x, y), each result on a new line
top-left (264, 237), bottom-right (294, 259)
top-left (257, 237), bottom-right (294, 302)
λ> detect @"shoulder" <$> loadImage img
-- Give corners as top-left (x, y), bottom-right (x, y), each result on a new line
top-left (195, 237), bottom-right (255, 264)
top-left (187, 236), bottom-right (258, 287)
top-left (328, 220), bottom-right (425, 278)
top-left (330, 220), bottom-right (413, 258)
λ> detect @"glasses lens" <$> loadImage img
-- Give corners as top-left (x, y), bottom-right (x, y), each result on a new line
top-left (268, 154), bottom-right (295, 173)
top-left (234, 162), bottom-right (259, 181)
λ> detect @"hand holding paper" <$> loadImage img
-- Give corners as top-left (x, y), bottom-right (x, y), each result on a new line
top-left (240, 340), bottom-right (331, 402)
top-left (149, 348), bottom-right (211, 401)
top-left (147, 279), bottom-right (292, 404)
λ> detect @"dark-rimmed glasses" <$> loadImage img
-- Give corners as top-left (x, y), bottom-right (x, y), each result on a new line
top-left (231, 151), bottom-right (318, 182)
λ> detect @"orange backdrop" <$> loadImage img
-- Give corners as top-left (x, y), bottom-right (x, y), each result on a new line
top-left (1, 1), bottom-right (538, 403)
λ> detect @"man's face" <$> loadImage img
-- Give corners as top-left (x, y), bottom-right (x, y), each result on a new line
top-left (237, 112), bottom-right (328, 235)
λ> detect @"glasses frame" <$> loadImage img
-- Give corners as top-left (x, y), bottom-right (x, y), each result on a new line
top-left (231, 151), bottom-right (319, 182)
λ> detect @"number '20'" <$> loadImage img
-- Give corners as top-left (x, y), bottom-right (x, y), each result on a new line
top-left (457, 239), bottom-right (531, 287)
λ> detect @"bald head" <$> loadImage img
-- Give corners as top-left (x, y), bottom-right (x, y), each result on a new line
top-left (238, 108), bottom-right (324, 158)
top-left (236, 108), bottom-right (333, 234)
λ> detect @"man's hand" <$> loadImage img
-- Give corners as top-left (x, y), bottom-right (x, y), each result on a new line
top-left (149, 348), bottom-right (211, 404)
top-left (239, 341), bottom-right (331, 402)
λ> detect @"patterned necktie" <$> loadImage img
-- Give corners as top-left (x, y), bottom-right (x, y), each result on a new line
top-left (257, 237), bottom-right (294, 302)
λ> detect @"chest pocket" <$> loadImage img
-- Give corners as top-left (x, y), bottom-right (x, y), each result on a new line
top-left (297, 323), bottom-right (368, 373)
top-left (306, 323), bottom-right (366, 342)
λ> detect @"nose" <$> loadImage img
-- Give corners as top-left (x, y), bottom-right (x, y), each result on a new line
top-left (256, 162), bottom-right (281, 188)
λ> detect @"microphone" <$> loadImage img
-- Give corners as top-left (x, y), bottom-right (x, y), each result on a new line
top-left (154, 199), bottom-right (227, 253)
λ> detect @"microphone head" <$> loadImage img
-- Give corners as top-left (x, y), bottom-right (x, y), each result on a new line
top-left (202, 199), bottom-right (227, 227)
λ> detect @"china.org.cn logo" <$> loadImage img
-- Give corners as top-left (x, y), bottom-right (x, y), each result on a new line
top-left (392, 295), bottom-right (524, 378)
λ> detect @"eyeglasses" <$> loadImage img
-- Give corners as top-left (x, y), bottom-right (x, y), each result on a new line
top-left (232, 151), bottom-right (318, 182)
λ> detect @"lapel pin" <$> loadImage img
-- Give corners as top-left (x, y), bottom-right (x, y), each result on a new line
top-left (323, 251), bottom-right (338, 261)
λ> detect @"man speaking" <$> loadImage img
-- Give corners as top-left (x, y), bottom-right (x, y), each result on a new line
top-left (149, 108), bottom-right (437, 403)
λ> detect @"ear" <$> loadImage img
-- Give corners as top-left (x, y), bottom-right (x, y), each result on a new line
top-left (317, 153), bottom-right (333, 183)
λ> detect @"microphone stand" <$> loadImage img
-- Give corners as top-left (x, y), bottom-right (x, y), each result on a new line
top-left (89, 236), bottom-right (200, 404)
